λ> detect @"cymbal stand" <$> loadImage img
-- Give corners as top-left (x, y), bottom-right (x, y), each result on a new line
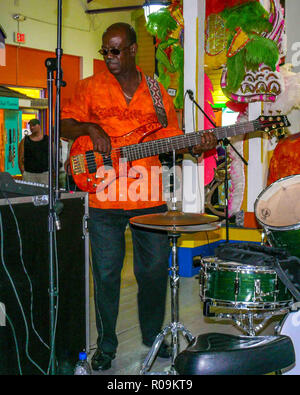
top-left (140, 231), bottom-right (194, 375)
top-left (140, 151), bottom-right (194, 375)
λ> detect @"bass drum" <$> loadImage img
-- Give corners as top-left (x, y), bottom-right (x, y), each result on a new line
top-left (254, 174), bottom-right (300, 258)
top-left (277, 310), bottom-right (300, 374)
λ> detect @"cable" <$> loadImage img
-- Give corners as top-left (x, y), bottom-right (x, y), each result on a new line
top-left (47, 229), bottom-right (59, 374)
top-left (6, 199), bottom-right (50, 351)
top-left (1, 194), bottom-right (61, 374)
top-left (0, 300), bottom-right (22, 374)
top-left (0, 208), bottom-right (47, 375)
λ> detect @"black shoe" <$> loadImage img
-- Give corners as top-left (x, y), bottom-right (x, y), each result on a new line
top-left (143, 340), bottom-right (171, 359)
top-left (91, 348), bottom-right (115, 371)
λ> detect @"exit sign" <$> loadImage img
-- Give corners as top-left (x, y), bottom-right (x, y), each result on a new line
top-left (14, 32), bottom-right (25, 43)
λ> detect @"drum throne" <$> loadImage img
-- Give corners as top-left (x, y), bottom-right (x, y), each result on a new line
top-left (174, 332), bottom-right (295, 375)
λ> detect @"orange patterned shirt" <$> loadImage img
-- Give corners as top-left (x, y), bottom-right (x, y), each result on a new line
top-left (61, 67), bottom-right (182, 210)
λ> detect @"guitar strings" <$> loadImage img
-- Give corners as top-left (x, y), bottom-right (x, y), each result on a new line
top-left (83, 118), bottom-right (275, 167)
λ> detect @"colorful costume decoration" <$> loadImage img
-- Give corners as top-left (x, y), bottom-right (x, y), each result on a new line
top-left (204, 0), bottom-right (257, 71)
top-left (220, 0), bottom-right (284, 103)
top-left (264, 64), bottom-right (300, 115)
top-left (205, 0), bottom-right (255, 17)
top-left (146, 1), bottom-right (184, 109)
top-left (206, 0), bottom-right (286, 219)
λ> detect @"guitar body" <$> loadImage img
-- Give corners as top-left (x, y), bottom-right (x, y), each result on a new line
top-left (69, 122), bottom-right (162, 193)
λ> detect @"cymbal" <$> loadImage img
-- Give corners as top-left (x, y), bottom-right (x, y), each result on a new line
top-left (130, 211), bottom-right (220, 233)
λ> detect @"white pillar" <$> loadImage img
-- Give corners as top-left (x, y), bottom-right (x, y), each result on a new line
top-left (247, 103), bottom-right (264, 212)
top-left (182, 0), bottom-right (206, 213)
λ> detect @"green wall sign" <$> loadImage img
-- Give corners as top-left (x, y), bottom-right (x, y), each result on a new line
top-left (0, 96), bottom-right (19, 109)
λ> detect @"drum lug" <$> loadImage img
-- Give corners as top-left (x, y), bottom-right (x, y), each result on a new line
top-left (254, 279), bottom-right (262, 302)
top-left (261, 230), bottom-right (267, 245)
top-left (254, 278), bottom-right (279, 302)
top-left (203, 301), bottom-right (215, 317)
top-left (199, 264), bottom-right (208, 300)
top-left (234, 275), bottom-right (240, 301)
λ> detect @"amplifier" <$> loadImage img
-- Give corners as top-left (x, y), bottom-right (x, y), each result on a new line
top-left (0, 191), bottom-right (90, 375)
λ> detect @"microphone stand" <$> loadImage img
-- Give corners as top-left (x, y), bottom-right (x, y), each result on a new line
top-left (186, 90), bottom-right (248, 242)
top-left (45, 0), bottom-right (66, 375)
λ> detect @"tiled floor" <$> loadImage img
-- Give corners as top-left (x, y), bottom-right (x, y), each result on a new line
top-left (87, 229), bottom-right (289, 375)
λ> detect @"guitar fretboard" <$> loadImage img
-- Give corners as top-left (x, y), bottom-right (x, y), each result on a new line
top-left (121, 120), bottom-right (258, 162)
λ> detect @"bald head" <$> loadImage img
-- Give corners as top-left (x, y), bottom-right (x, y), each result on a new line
top-left (102, 23), bottom-right (137, 46)
top-left (101, 22), bottom-right (138, 77)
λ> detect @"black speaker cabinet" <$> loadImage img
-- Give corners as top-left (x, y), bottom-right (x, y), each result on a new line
top-left (0, 192), bottom-right (89, 375)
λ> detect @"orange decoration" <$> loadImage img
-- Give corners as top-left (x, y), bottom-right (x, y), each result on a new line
top-left (267, 132), bottom-right (300, 185)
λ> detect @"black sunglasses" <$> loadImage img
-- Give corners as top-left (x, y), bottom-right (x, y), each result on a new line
top-left (99, 44), bottom-right (132, 57)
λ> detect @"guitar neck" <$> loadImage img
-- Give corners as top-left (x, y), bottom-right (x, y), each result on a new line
top-left (122, 120), bottom-right (257, 161)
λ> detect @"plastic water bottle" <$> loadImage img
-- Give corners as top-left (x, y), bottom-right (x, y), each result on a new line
top-left (74, 352), bottom-right (92, 375)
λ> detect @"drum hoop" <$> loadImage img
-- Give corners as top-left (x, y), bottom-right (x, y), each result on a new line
top-left (254, 174), bottom-right (300, 230)
top-left (203, 297), bottom-right (293, 311)
top-left (262, 222), bottom-right (300, 232)
top-left (201, 260), bottom-right (275, 274)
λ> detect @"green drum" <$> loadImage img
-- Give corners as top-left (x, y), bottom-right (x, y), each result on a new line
top-left (255, 174), bottom-right (300, 258)
top-left (199, 257), bottom-right (293, 310)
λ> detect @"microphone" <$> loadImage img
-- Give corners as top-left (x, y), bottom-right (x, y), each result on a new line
top-left (186, 90), bottom-right (194, 100)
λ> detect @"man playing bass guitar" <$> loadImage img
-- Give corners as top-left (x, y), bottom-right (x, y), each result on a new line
top-left (60, 22), bottom-right (217, 371)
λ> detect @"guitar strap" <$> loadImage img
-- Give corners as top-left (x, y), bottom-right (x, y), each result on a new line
top-left (145, 75), bottom-right (168, 128)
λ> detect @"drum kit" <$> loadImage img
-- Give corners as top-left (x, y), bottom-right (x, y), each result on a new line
top-left (130, 174), bottom-right (300, 375)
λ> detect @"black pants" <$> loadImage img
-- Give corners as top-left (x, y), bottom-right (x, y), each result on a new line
top-left (88, 205), bottom-right (170, 354)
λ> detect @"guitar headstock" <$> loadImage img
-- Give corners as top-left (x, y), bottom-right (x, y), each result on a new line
top-left (256, 115), bottom-right (290, 136)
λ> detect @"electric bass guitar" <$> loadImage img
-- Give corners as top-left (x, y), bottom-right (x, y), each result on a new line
top-left (69, 115), bottom-right (290, 193)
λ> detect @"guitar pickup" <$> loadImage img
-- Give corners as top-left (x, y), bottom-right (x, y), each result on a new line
top-left (71, 154), bottom-right (85, 175)
top-left (85, 151), bottom-right (112, 173)
top-left (101, 153), bottom-right (113, 170)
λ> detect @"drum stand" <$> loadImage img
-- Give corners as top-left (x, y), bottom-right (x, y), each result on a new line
top-left (140, 232), bottom-right (194, 375)
top-left (215, 311), bottom-right (280, 336)
top-left (204, 302), bottom-right (290, 336)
